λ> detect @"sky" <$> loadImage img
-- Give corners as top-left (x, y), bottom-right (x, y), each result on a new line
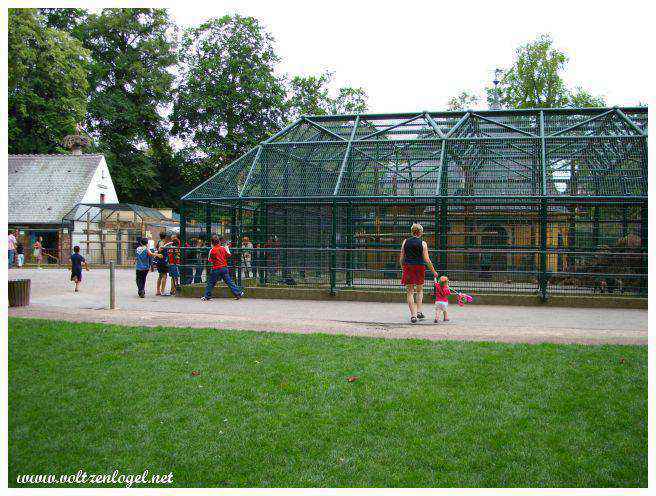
top-left (168, 0), bottom-right (652, 112)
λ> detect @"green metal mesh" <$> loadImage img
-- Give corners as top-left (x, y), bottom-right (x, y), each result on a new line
top-left (182, 108), bottom-right (646, 202)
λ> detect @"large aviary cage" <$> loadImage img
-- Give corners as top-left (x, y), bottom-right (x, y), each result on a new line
top-left (179, 107), bottom-right (648, 299)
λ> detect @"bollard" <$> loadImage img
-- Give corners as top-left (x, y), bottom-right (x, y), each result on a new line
top-left (109, 261), bottom-right (116, 309)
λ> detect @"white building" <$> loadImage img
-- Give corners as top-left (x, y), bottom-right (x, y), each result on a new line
top-left (8, 153), bottom-right (119, 262)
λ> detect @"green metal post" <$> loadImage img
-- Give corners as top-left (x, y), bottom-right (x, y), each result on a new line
top-left (179, 202), bottom-right (186, 246)
top-left (592, 207), bottom-right (600, 248)
top-left (539, 110), bottom-right (549, 301)
top-left (433, 197), bottom-right (439, 275)
top-left (346, 202), bottom-right (353, 286)
top-left (233, 205), bottom-right (241, 286)
top-left (205, 202), bottom-right (212, 243)
top-left (260, 201), bottom-right (268, 285)
top-left (330, 202), bottom-right (337, 295)
top-left (539, 200), bottom-right (548, 301)
top-left (179, 202), bottom-right (187, 281)
top-left (439, 198), bottom-right (448, 271)
top-left (640, 201), bottom-right (647, 296)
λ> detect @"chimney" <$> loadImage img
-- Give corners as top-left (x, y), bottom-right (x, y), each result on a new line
top-left (63, 123), bottom-right (90, 155)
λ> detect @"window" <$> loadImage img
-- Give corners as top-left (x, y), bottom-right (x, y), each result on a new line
top-left (100, 193), bottom-right (106, 204)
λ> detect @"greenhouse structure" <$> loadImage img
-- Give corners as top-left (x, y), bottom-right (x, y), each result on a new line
top-left (179, 107), bottom-right (647, 299)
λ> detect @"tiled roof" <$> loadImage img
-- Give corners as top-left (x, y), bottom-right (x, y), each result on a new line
top-left (8, 154), bottom-right (104, 224)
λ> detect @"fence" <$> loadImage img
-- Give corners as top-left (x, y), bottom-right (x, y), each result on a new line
top-left (177, 200), bottom-right (647, 298)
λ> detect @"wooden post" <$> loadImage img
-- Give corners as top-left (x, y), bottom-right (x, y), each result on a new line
top-left (86, 212), bottom-right (91, 260)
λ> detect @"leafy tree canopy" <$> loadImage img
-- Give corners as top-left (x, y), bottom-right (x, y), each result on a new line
top-left (76, 8), bottom-right (178, 204)
top-left (8, 9), bottom-right (90, 154)
top-left (446, 91), bottom-right (481, 111)
top-left (288, 71), bottom-right (368, 118)
top-left (448, 34), bottom-right (606, 110)
top-left (489, 34), bottom-right (571, 108)
top-left (39, 7), bottom-right (87, 32)
top-left (171, 14), bottom-right (289, 186)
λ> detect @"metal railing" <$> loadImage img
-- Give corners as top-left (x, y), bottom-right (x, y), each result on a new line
top-left (178, 246), bottom-right (647, 298)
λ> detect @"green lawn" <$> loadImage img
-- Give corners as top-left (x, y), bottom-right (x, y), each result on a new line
top-left (8, 317), bottom-right (647, 488)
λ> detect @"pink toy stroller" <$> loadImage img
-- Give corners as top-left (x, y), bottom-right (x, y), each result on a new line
top-left (456, 292), bottom-right (474, 307)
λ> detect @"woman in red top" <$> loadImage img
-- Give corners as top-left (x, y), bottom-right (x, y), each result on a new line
top-left (399, 223), bottom-right (438, 324)
top-left (201, 235), bottom-right (244, 300)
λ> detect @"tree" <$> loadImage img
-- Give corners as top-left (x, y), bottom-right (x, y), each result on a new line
top-left (74, 8), bottom-right (178, 204)
top-left (331, 86), bottom-right (368, 114)
top-left (171, 15), bottom-right (288, 185)
top-left (446, 91), bottom-right (480, 111)
top-left (39, 7), bottom-right (87, 32)
top-left (568, 87), bottom-right (606, 107)
top-left (484, 34), bottom-right (604, 109)
top-left (487, 34), bottom-right (570, 109)
top-left (287, 71), bottom-right (368, 118)
top-left (8, 9), bottom-right (90, 154)
top-left (288, 73), bottom-right (333, 117)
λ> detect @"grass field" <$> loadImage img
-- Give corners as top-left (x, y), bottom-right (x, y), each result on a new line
top-left (8, 317), bottom-right (647, 488)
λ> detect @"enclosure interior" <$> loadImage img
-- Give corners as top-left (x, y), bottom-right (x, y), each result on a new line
top-left (61, 203), bottom-right (176, 265)
top-left (180, 108), bottom-right (647, 297)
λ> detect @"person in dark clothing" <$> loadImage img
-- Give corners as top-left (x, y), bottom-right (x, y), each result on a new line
top-left (154, 232), bottom-right (171, 295)
top-left (399, 223), bottom-right (438, 323)
top-left (69, 246), bottom-right (89, 292)
top-left (15, 240), bottom-right (24, 267)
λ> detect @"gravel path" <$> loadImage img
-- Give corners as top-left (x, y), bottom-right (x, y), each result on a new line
top-left (9, 268), bottom-right (647, 345)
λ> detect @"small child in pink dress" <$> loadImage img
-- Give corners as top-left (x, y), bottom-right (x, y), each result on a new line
top-left (434, 275), bottom-right (451, 323)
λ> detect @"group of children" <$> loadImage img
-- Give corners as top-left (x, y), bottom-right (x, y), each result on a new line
top-left (135, 231), bottom-right (182, 297)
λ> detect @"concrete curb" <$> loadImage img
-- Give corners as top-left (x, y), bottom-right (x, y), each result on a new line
top-left (178, 284), bottom-right (647, 309)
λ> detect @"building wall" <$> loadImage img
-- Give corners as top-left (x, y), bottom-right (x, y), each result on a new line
top-left (80, 157), bottom-right (119, 204)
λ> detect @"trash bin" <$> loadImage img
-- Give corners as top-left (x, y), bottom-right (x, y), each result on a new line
top-left (8, 279), bottom-right (30, 307)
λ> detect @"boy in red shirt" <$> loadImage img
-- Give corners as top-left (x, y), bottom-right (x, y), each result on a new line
top-left (201, 235), bottom-right (244, 300)
top-left (434, 275), bottom-right (451, 323)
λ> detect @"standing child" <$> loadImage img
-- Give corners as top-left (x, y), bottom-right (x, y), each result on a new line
top-left (16, 239), bottom-right (24, 267)
top-left (434, 275), bottom-right (451, 323)
top-left (135, 238), bottom-right (161, 298)
top-left (69, 246), bottom-right (89, 292)
top-left (154, 232), bottom-right (171, 296)
top-left (33, 237), bottom-right (43, 268)
top-left (241, 236), bottom-right (253, 279)
top-left (167, 233), bottom-right (181, 295)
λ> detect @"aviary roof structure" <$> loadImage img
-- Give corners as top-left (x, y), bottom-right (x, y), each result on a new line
top-left (61, 203), bottom-right (170, 223)
top-left (182, 107), bottom-right (648, 203)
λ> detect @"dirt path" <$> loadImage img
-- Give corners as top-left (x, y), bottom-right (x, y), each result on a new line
top-left (9, 268), bottom-right (647, 345)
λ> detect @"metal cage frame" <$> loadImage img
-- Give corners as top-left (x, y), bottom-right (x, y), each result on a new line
top-left (180, 107), bottom-right (648, 299)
